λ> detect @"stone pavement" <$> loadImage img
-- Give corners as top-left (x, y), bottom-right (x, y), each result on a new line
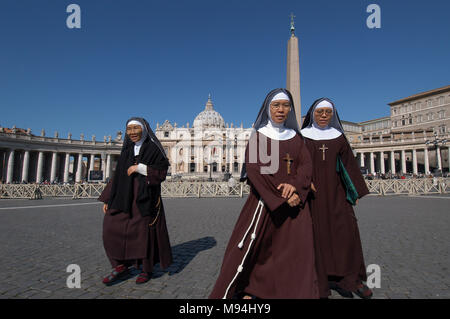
top-left (0, 195), bottom-right (449, 299)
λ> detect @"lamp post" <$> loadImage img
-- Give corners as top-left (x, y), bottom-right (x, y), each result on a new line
top-left (207, 161), bottom-right (217, 181)
top-left (425, 132), bottom-right (447, 177)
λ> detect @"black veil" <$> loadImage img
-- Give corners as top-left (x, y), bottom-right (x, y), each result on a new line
top-left (252, 88), bottom-right (300, 133)
top-left (240, 88), bottom-right (300, 181)
top-left (107, 117), bottom-right (169, 216)
top-left (301, 98), bottom-right (345, 135)
top-left (124, 117), bottom-right (168, 162)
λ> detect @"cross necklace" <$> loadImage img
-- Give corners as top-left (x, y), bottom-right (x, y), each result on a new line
top-left (319, 144), bottom-right (328, 161)
top-left (283, 153), bottom-right (294, 175)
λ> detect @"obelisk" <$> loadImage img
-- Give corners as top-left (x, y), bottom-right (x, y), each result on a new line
top-left (286, 13), bottom-right (302, 126)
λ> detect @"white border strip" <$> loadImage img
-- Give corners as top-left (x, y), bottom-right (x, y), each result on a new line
top-left (0, 202), bottom-right (102, 210)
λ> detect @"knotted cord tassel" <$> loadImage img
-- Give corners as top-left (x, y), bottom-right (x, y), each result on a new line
top-left (237, 200), bottom-right (262, 249)
top-left (223, 200), bottom-right (264, 299)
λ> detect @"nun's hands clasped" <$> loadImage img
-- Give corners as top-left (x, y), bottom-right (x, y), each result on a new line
top-left (127, 165), bottom-right (138, 176)
top-left (287, 193), bottom-right (301, 207)
top-left (277, 183), bottom-right (296, 199)
top-left (277, 183), bottom-right (301, 207)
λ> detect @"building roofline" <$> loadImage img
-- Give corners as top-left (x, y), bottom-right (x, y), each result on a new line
top-left (358, 116), bottom-right (391, 124)
top-left (388, 85), bottom-right (450, 106)
top-left (341, 120), bottom-right (360, 126)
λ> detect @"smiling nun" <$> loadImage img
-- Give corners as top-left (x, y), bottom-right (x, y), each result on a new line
top-left (98, 117), bottom-right (172, 286)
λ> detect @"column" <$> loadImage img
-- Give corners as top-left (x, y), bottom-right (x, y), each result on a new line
top-left (36, 151), bottom-right (44, 183)
top-left (436, 146), bottom-right (442, 171)
top-left (229, 144), bottom-right (234, 173)
top-left (424, 148), bottom-right (430, 174)
top-left (369, 152), bottom-right (375, 174)
top-left (89, 154), bottom-right (95, 181)
top-left (50, 152), bottom-right (58, 183)
top-left (75, 153), bottom-right (82, 183)
top-left (390, 150), bottom-right (396, 175)
top-left (412, 149), bottom-right (418, 175)
top-left (174, 147), bottom-right (178, 174)
top-left (101, 154), bottom-right (107, 181)
top-left (89, 154), bottom-right (95, 171)
top-left (106, 154), bottom-right (111, 180)
top-left (21, 150), bottom-right (30, 183)
top-left (6, 149), bottom-right (15, 183)
top-left (412, 149), bottom-right (419, 175)
top-left (401, 150), bottom-right (406, 174)
top-left (64, 153), bottom-right (70, 183)
top-left (379, 151), bottom-right (385, 174)
top-left (198, 146), bottom-right (204, 173)
top-left (359, 152), bottom-right (365, 167)
top-left (448, 146), bottom-right (450, 172)
top-left (217, 145), bottom-right (221, 173)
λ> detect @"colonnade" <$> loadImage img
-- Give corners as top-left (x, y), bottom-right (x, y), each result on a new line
top-left (0, 149), bottom-right (116, 183)
top-left (356, 146), bottom-right (449, 175)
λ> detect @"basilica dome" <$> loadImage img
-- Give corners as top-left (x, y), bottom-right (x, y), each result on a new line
top-left (193, 95), bottom-right (225, 129)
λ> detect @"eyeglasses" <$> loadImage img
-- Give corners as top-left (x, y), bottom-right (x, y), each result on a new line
top-left (270, 103), bottom-right (291, 110)
top-left (314, 109), bottom-right (333, 115)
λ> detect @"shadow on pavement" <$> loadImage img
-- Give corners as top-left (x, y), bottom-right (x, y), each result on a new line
top-left (100, 236), bottom-right (217, 285)
top-left (153, 236), bottom-right (217, 278)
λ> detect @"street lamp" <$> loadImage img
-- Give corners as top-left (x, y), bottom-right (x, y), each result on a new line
top-left (425, 131), bottom-right (447, 177)
top-left (207, 161), bottom-right (217, 181)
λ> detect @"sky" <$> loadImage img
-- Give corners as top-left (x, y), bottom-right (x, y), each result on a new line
top-left (0, 0), bottom-right (449, 140)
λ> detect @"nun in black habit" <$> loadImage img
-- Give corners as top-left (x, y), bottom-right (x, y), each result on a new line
top-left (301, 98), bottom-right (372, 299)
top-left (98, 117), bottom-right (173, 285)
top-left (209, 88), bottom-right (319, 299)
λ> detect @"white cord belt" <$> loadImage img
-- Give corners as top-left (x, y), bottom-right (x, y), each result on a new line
top-left (223, 199), bottom-right (264, 299)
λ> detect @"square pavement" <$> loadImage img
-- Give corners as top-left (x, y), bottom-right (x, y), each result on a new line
top-left (0, 195), bottom-right (449, 299)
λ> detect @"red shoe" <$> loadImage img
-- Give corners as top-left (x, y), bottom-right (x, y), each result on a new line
top-left (353, 283), bottom-right (373, 299)
top-left (136, 272), bottom-right (151, 284)
top-left (102, 265), bottom-right (129, 286)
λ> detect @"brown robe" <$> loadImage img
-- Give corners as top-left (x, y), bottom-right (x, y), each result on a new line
top-left (209, 132), bottom-right (319, 299)
top-left (304, 135), bottom-right (369, 298)
top-left (98, 166), bottom-right (173, 273)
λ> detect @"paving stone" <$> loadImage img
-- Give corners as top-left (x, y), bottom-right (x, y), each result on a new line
top-left (0, 196), bottom-right (448, 299)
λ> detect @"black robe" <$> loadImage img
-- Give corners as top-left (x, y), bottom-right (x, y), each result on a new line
top-left (99, 118), bottom-right (172, 274)
top-left (99, 162), bottom-right (173, 273)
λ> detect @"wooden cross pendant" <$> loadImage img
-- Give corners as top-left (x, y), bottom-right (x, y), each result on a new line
top-left (319, 144), bottom-right (328, 161)
top-left (283, 153), bottom-right (294, 175)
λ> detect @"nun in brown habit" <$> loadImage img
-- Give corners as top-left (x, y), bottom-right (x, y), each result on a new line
top-left (301, 98), bottom-right (372, 299)
top-left (98, 117), bottom-right (172, 285)
top-left (209, 88), bottom-right (319, 299)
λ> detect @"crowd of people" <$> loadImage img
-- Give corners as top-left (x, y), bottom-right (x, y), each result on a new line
top-left (363, 171), bottom-right (449, 180)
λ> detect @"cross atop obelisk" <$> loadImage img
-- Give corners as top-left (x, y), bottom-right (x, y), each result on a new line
top-left (286, 13), bottom-right (302, 127)
top-left (290, 13), bottom-right (296, 35)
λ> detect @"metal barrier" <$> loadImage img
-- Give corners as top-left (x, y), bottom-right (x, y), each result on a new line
top-left (0, 178), bottom-right (448, 199)
top-left (160, 182), bottom-right (250, 198)
top-left (366, 178), bottom-right (449, 196)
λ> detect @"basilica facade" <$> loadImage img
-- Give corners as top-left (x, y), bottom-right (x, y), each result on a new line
top-left (154, 95), bottom-right (252, 179)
